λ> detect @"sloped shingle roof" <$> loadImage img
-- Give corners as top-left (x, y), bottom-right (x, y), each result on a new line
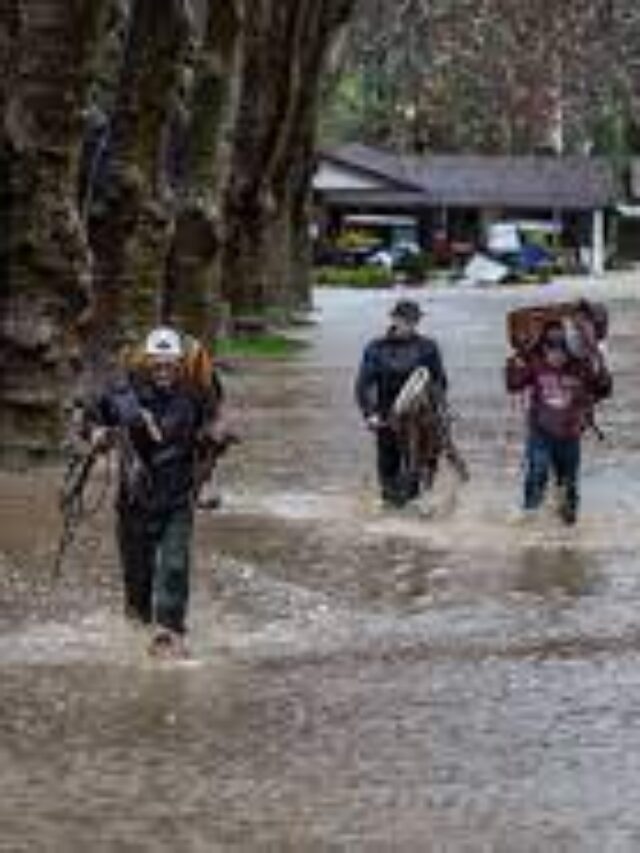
top-left (322, 144), bottom-right (616, 210)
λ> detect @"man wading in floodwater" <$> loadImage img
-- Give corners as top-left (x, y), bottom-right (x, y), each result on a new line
top-left (506, 316), bottom-right (612, 525)
top-left (355, 298), bottom-right (448, 508)
top-left (88, 327), bottom-right (214, 659)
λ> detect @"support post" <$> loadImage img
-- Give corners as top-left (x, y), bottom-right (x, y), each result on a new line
top-left (592, 209), bottom-right (605, 276)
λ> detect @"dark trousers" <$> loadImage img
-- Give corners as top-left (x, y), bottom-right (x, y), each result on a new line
top-left (116, 504), bottom-right (194, 634)
top-left (376, 426), bottom-right (420, 506)
top-left (524, 429), bottom-right (581, 518)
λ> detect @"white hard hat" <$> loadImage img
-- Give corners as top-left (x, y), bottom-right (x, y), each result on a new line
top-left (144, 326), bottom-right (183, 358)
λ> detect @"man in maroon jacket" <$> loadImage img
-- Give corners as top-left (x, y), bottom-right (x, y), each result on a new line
top-left (506, 319), bottom-right (612, 525)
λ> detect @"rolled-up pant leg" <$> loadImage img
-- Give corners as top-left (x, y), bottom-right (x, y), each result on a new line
top-left (154, 506), bottom-right (194, 635)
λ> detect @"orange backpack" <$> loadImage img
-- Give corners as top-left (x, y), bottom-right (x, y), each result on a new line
top-left (119, 335), bottom-right (215, 392)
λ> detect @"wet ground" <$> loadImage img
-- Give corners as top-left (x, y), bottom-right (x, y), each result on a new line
top-left (2, 272), bottom-right (640, 851)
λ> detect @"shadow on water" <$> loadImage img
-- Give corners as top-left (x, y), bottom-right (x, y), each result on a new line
top-left (513, 547), bottom-right (600, 601)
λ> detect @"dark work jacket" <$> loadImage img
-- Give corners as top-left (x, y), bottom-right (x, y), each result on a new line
top-left (505, 351), bottom-right (612, 440)
top-left (355, 330), bottom-right (448, 419)
top-left (94, 377), bottom-right (205, 514)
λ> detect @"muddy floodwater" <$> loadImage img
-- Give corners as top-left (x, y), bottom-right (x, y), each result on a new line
top-left (2, 273), bottom-right (640, 851)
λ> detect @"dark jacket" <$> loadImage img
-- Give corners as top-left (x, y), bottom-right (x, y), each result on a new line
top-left (93, 377), bottom-right (205, 513)
top-left (355, 330), bottom-right (448, 419)
top-left (506, 351), bottom-right (612, 440)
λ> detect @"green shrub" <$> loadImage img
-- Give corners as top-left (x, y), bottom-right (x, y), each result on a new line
top-left (314, 265), bottom-right (393, 288)
top-left (394, 251), bottom-right (432, 281)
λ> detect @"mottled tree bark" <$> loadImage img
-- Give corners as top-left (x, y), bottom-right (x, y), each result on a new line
top-left (0, 0), bottom-right (109, 454)
top-left (263, 0), bottom-right (354, 312)
top-left (219, 0), bottom-right (355, 322)
top-left (87, 0), bottom-right (192, 374)
top-left (262, 90), bottom-right (319, 314)
top-left (163, 0), bottom-right (242, 340)
top-left (285, 97), bottom-right (322, 309)
top-left (258, 1), bottom-right (323, 314)
top-left (217, 1), bottom-right (274, 321)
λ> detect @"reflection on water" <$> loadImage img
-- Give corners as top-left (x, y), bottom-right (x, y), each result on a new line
top-left (2, 278), bottom-right (640, 850)
top-left (514, 547), bottom-right (599, 600)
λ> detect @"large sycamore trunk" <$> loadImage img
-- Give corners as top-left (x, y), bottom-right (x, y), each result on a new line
top-left (163, 0), bottom-right (242, 340)
top-left (287, 103), bottom-right (320, 309)
top-left (0, 0), bottom-right (109, 454)
top-left (220, 0), bottom-right (354, 323)
top-left (87, 0), bottom-right (191, 375)
top-left (218, 1), bottom-right (274, 320)
top-left (263, 97), bottom-right (318, 314)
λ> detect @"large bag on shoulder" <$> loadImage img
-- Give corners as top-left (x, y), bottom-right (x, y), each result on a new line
top-left (507, 300), bottom-right (608, 355)
top-left (119, 335), bottom-right (218, 395)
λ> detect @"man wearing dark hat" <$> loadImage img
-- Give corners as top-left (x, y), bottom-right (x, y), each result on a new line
top-left (355, 298), bottom-right (448, 507)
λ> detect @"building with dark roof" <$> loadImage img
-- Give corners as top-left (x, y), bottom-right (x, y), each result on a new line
top-left (314, 144), bottom-right (619, 274)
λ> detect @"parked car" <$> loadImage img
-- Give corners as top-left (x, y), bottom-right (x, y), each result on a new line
top-left (485, 220), bottom-right (558, 281)
top-left (368, 242), bottom-right (422, 270)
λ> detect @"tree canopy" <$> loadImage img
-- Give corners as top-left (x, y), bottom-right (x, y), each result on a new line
top-left (322, 0), bottom-right (640, 158)
top-left (1, 0), bottom-right (639, 452)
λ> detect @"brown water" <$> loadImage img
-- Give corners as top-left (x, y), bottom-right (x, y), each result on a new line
top-left (2, 275), bottom-right (640, 851)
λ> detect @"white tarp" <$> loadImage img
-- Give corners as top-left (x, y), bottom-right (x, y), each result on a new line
top-left (461, 253), bottom-right (510, 285)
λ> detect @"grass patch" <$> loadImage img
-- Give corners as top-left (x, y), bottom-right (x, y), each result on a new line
top-left (314, 265), bottom-right (393, 288)
top-left (215, 332), bottom-right (308, 360)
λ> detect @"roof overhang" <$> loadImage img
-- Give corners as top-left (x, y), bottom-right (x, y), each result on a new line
top-left (343, 213), bottom-right (418, 226)
top-left (617, 203), bottom-right (640, 219)
top-left (318, 188), bottom-right (604, 211)
top-left (316, 146), bottom-right (616, 211)
top-left (318, 189), bottom-right (426, 209)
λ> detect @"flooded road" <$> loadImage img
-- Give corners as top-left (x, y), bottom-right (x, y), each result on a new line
top-left (2, 273), bottom-right (640, 850)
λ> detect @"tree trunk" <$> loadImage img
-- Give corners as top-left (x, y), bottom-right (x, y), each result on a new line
top-left (287, 0), bottom-right (355, 308)
top-left (287, 102), bottom-right (320, 310)
top-left (0, 0), bottom-right (109, 454)
top-left (163, 0), bottom-right (242, 340)
top-left (258, 1), bottom-right (323, 316)
top-left (220, 0), bottom-right (354, 323)
top-left (218, 1), bottom-right (275, 321)
top-left (262, 99), bottom-right (318, 315)
top-left (87, 0), bottom-right (192, 375)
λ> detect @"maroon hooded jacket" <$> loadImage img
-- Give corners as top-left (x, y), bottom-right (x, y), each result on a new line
top-left (505, 350), bottom-right (612, 439)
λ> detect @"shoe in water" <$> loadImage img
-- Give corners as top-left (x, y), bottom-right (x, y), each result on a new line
top-left (381, 490), bottom-right (406, 509)
top-left (559, 505), bottom-right (577, 526)
top-left (148, 629), bottom-right (189, 660)
top-left (197, 494), bottom-right (222, 510)
top-left (125, 608), bottom-right (152, 632)
top-left (415, 492), bottom-right (435, 518)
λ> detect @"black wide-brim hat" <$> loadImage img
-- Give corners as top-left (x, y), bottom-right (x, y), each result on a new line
top-left (390, 298), bottom-right (422, 323)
